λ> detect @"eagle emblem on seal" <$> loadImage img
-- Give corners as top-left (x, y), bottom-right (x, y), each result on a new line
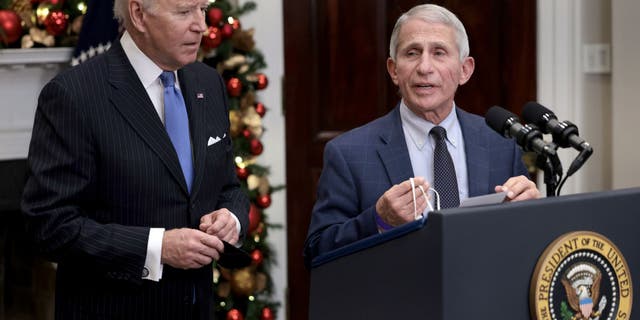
top-left (561, 262), bottom-right (607, 320)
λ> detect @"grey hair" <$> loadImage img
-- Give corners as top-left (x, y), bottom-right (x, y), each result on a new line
top-left (113, 0), bottom-right (156, 27)
top-left (389, 4), bottom-right (469, 62)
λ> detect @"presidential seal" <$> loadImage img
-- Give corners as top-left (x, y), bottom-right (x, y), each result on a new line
top-left (530, 231), bottom-right (633, 320)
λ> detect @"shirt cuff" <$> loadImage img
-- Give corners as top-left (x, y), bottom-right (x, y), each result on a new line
top-left (230, 212), bottom-right (242, 247)
top-left (143, 228), bottom-right (164, 281)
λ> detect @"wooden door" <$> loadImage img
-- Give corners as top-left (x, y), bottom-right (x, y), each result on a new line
top-left (283, 1), bottom-right (535, 318)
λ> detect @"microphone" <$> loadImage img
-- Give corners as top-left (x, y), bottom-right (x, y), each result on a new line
top-left (522, 101), bottom-right (593, 177)
top-left (522, 101), bottom-right (591, 151)
top-left (485, 106), bottom-right (556, 157)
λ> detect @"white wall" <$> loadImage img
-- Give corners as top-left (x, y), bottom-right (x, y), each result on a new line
top-left (237, 1), bottom-right (287, 319)
top-left (612, 0), bottom-right (640, 188)
top-left (538, 0), bottom-right (640, 194)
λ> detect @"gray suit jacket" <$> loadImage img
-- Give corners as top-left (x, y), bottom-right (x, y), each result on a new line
top-left (304, 106), bottom-right (528, 266)
top-left (22, 40), bottom-right (248, 319)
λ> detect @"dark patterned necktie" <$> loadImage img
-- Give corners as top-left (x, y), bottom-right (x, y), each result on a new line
top-left (430, 126), bottom-right (459, 208)
top-left (160, 71), bottom-right (193, 192)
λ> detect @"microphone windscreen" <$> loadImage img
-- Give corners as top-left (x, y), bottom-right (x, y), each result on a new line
top-left (485, 106), bottom-right (518, 135)
top-left (522, 101), bottom-right (555, 126)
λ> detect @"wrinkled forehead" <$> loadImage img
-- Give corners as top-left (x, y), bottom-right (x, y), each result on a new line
top-left (396, 19), bottom-right (457, 49)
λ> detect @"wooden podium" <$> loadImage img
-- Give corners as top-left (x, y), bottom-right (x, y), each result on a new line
top-left (309, 188), bottom-right (639, 319)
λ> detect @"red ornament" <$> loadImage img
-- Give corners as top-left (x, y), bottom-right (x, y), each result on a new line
top-left (242, 129), bottom-right (252, 139)
top-left (221, 23), bottom-right (234, 38)
top-left (255, 73), bottom-right (269, 90)
top-left (47, 0), bottom-right (64, 5)
top-left (260, 307), bottom-right (274, 320)
top-left (250, 249), bottom-right (263, 265)
top-left (236, 166), bottom-right (249, 180)
top-left (0, 10), bottom-right (22, 45)
top-left (226, 309), bottom-right (244, 320)
top-left (202, 26), bottom-right (222, 49)
top-left (248, 204), bottom-right (260, 233)
top-left (226, 77), bottom-right (242, 97)
top-left (44, 10), bottom-right (68, 36)
top-left (254, 103), bottom-right (266, 117)
top-left (230, 18), bottom-right (241, 30)
top-left (207, 7), bottom-right (223, 25)
top-left (249, 139), bottom-right (263, 155)
top-left (256, 194), bottom-right (271, 209)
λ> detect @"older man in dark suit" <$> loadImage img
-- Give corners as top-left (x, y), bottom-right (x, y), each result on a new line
top-left (21, 0), bottom-right (248, 318)
top-left (304, 4), bottom-right (539, 266)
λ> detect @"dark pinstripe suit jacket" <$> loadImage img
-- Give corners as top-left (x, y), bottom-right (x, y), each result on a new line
top-left (304, 106), bottom-right (528, 265)
top-left (21, 40), bottom-right (249, 319)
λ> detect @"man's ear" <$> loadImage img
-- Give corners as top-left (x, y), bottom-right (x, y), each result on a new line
top-left (458, 56), bottom-right (475, 85)
top-left (129, 0), bottom-right (146, 33)
top-left (387, 57), bottom-right (399, 86)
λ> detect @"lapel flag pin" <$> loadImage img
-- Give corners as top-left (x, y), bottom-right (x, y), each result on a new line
top-left (196, 93), bottom-right (204, 99)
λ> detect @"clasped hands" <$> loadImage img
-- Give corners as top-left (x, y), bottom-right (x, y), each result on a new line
top-left (161, 208), bottom-right (239, 269)
top-left (375, 175), bottom-right (539, 229)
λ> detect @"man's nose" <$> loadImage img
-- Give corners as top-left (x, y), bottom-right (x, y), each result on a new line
top-left (417, 55), bottom-right (433, 74)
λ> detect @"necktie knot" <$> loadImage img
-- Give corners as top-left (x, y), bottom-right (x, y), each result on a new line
top-left (159, 71), bottom-right (176, 88)
top-left (430, 126), bottom-right (447, 142)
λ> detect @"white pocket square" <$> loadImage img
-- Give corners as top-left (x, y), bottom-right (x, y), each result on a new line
top-left (207, 133), bottom-right (226, 146)
top-left (207, 136), bottom-right (221, 146)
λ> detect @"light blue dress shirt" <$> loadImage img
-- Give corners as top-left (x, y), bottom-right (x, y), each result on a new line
top-left (399, 100), bottom-right (469, 211)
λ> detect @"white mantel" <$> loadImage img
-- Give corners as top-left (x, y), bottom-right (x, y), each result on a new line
top-left (0, 48), bottom-right (72, 160)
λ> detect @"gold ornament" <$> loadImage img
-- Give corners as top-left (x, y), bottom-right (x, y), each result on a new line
top-left (70, 15), bottom-right (83, 34)
top-left (258, 176), bottom-right (270, 195)
top-left (245, 73), bottom-right (258, 82)
top-left (238, 64), bottom-right (249, 74)
top-left (229, 110), bottom-right (242, 137)
top-left (249, 125), bottom-right (263, 138)
top-left (10, 0), bottom-right (34, 28)
top-left (36, 2), bottom-right (53, 25)
top-left (231, 28), bottom-right (255, 52)
top-left (219, 267), bottom-right (232, 280)
top-left (217, 281), bottom-right (231, 298)
top-left (21, 35), bottom-right (34, 48)
top-left (242, 107), bottom-right (262, 129)
top-left (240, 91), bottom-right (255, 110)
top-left (247, 174), bottom-right (260, 191)
top-left (230, 267), bottom-right (256, 296)
top-left (28, 27), bottom-right (54, 47)
top-left (223, 54), bottom-right (247, 70)
top-left (255, 272), bottom-right (267, 293)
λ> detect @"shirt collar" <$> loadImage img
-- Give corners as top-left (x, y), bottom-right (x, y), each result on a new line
top-left (120, 31), bottom-right (165, 89)
top-left (399, 100), bottom-right (460, 150)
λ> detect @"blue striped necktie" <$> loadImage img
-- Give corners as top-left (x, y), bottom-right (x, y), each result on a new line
top-left (430, 126), bottom-right (459, 208)
top-left (159, 71), bottom-right (193, 192)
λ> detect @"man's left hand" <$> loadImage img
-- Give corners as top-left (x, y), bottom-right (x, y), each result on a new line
top-left (199, 209), bottom-right (239, 245)
top-left (495, 175), bottom-right (540, 201)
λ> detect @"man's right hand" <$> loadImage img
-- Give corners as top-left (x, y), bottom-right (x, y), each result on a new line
top-left (161, 228), bottom-right (224, 269)
top-left (375, 177), bottom-right (430, 227)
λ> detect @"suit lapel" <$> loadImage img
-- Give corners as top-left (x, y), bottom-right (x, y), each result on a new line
top-left (457, 108), bottom-right (490, 197)
top-left (178, 68), bottom-right (207, 199)
top-left (377, 107), bottom-right (414, 185)
top-left (106, 41), bottom-right (189, 195)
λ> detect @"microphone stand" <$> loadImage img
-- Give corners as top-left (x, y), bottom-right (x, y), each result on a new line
top-left (535, 143), bottom-right (562, 197)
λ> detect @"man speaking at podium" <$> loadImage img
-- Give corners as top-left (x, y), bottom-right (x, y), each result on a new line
top-left (304, 4), bottom-right (539, 266)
